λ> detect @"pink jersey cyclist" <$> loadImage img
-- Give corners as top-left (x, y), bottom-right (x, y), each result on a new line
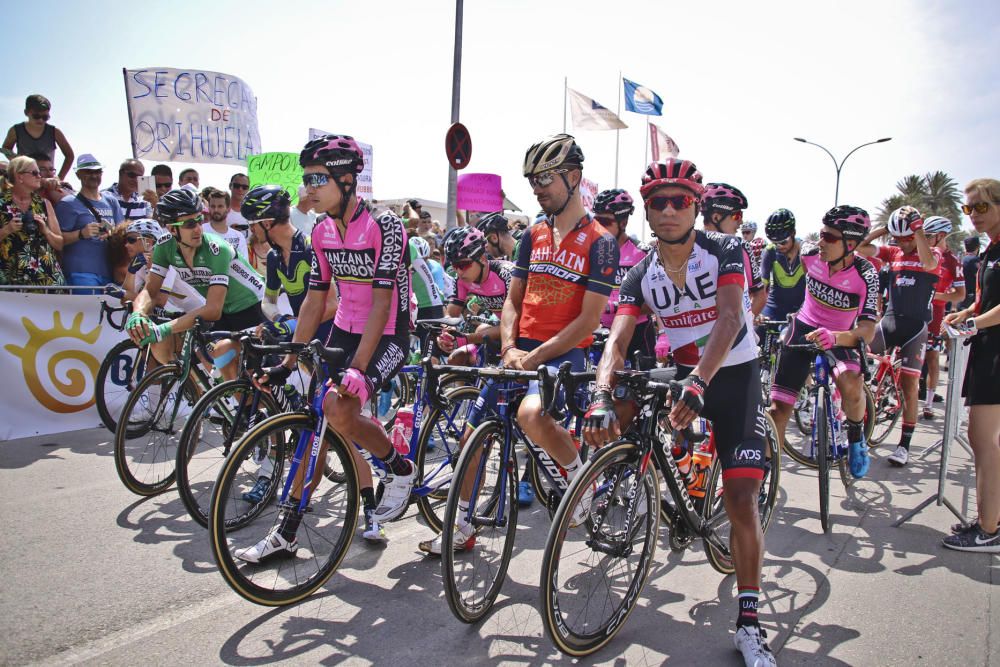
top-left (309, 200), bottom-right (410, 338)
top-left (451, 259), bottom-right (513, 316)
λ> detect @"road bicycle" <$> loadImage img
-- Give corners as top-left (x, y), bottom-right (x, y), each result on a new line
top-left (866, 348), bottom-right (903, 445)
top-left (538, 366), bottom-right (781, 656)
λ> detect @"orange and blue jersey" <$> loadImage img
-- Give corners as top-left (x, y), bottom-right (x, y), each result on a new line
top-left (512, 214), bottom-right (619, 347)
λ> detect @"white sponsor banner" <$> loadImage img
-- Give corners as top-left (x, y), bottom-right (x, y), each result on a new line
top-left (0, 293), bottom-right (131, 439)
top-left (124, 67), bottom-right (262, 165)
top-left (308, 128), bottom-right (374, 199)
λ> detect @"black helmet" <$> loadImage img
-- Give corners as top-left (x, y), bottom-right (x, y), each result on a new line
top-left (765, 208), bottom-right (796, 241)
top-left (477, 212), bottom-right (509, 235)
top-left (156, 187), bottom-right (201, 223)
top-left (241, 185), bottom-right (291, 221)
top-left (822, 205), bottom-right (871, 242)
top-left (593, 189), bottom-right (635, 218)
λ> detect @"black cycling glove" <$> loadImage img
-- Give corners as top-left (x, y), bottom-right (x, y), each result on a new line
top-left (584, 389), bottom-right (617, 432)
top-left (256, 364), bottom-right (291, 388)
top-left (675, 374), bottom-right (708, 415)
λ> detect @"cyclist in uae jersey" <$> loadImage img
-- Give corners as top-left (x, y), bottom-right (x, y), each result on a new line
top-left (701, 182), bottom-right (768, 318)
top-left (857, 205), bottom-right (939, 466)
top-left (922, 216), bottom-right (965, 419)
top-left (126, 188), bottom-right (265, 382)
top-left (592, 188), bottom-right (655, 360)
top-left (243, 136), bottom-right (413, 563)
top-left (584, 159), bottom-right (774, 667)
top-left (769, 205), bottom-right (879, 479)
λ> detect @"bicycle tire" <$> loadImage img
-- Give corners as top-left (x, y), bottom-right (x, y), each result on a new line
top-left (793, 385), bottom-right (813, 436)
top-left (816, 387), bottom-right (831, 533)
top-left (415, 385), bottom-right (482, 533)
top-left (540, 440), bottom-right (659, 657)
top-left (862, 382), bottom-right (876, 444)
top-left (96, 338), bottom-right (148, 433)
top-left (441, 419), bottom-right (518, 623)
top-left (209, 412), bottom-right (359, 606)
top-left (176, 379), bottom-right (280, 528)
top-left (113, 363), bottom-right (195, 496)
top-left (868, 372), bottom-right (902, 445)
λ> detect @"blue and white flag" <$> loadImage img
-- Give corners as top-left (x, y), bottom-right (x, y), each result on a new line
top-left (623, 78), bottom-right (663, 116)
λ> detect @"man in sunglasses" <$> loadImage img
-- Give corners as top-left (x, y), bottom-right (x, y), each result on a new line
top-left (757, 209), bottom-right (806, 334)
top-left (55, 153), bottom-right (123, 288)
top-left (503, 133), bottom-right (619, 525)
top-left (228, 173), bottom-right (251, 228)
top-left (857, 205), bottom-right (939, 467)
top-left (104, 159), bottom-right (154, 222)
top-left (477, 211), bottom-right (517, 260)
top-left (701, 182), bottom-right (767, 316)
top-left (126, 187), bottom-right (264, 377)
top-left (585, 158), bottom-right (776, 667)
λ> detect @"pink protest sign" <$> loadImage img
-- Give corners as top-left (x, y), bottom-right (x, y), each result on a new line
top-left (457, 173), bottom-right (503, 212)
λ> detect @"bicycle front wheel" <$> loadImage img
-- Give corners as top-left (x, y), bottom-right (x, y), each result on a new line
top-left (541, 440), bottom-right (659, 657)
top-left (442, 419), bottom-right (518, 623)
top-left (209, 412), bottom-right (359, 606)
top-left (869, 372), bottom-right (901, 445)
top-left (96, 339), bottom-right (150, 433)
top-left (113, 363), bottom-right (195, 495)
top-left (815, 387), bottom-right (831, 533)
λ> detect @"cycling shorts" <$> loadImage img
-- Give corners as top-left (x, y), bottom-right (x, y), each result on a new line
top-left (870, 315), bottom-right (927, 377)
top-left (926, 302), bottom-right (946, 352)
top-left (678, 360), bottom-right (768, 480)
top-left (770, 318), bottom-right (861, 406)
top-left (326, 325), bottom-right (408, 393)
top-left (212, 303), bottom-right (263, 332)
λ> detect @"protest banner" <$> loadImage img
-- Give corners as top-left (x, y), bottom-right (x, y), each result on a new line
top-left (457, 173), bottom-right (502, 212)
top-left (308, 129), bottom-right (374, 199)
top-left (581, 177), bottom-right (598, 211)
top-left (247, 152), bottom-right (302, 204)
top-left (123, 67), bottom-right (261, 165)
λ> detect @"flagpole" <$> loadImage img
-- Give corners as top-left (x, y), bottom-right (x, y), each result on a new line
top-left (614, 71), bottom-right (621, 188)
top-left (563, 76), bottom-right (568, 133)
top-left (644, 117), bottom-right (650, 167)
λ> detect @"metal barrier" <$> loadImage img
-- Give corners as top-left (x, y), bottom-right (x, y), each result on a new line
top-left (893, 331), bottom-right (971, 528)
top-left (0, 284), bottom-right (113, 293)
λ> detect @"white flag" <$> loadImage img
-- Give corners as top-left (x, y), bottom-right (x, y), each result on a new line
top-left (649, 122), bottom-right (679, 160)
top-left (568, 88), bottom-right (627, 131)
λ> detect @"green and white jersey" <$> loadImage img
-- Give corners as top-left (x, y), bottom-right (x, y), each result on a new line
top-left (409, 238), bottom-right (443, 308)
top-left (150, 231), bottom-right (264, 314)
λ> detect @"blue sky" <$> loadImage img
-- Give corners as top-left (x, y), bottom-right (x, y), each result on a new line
top-left (3, 0), bottom-right (998, 239)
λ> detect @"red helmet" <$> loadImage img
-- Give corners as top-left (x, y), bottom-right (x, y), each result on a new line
top-left (640, 159), bottom-right (705, 200)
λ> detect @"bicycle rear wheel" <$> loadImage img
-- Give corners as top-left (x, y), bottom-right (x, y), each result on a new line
top-left (793, 385), bottom-right (813, 436)
top-left (209, 412), bottom-right (358, 606)
top-left (176, 379), bottom-right (280, 528)
top-left (442, 419), bottom-right (518, 623)
top-left (96, 339), bottom-right (150, 433)
top-left (415, 385), bottom-right (481, 533)
top-left (815, 387), bottom-right (832, 533)
top-left (540, 440), bottom-right (659, 657)
top-left (869, 372), bottom-right (902, 445)
top-left (113, 364), bottom-right (196, 496)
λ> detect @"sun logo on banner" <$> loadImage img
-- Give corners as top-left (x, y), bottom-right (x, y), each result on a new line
top-left (4, 311), bottom-right (101, 414)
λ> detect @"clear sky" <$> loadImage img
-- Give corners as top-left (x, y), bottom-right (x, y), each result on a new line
top-left (3, 0), bottom-right (997, 240)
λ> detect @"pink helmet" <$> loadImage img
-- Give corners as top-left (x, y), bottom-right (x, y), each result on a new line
top-left (445, 226), bottom-right (487, 264)
top-left (640, 159), bottom-right (705, 200)
top-left (299, 134), bottom-right (364, 175)
top-left (593, 189), bottom-right (635, 218)
top-left (822, 205), bottom-right (871, 241)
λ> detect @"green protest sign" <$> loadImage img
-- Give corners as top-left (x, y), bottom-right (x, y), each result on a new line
top-left (247, 152), bottom-right (302, 204)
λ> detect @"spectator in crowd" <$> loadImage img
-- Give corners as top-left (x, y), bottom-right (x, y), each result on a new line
top-left (3, 94), bottom-right (74, 180)
top-left (246, 213), bottom-right (271, 274)
top-left (962, 235), bottom-right (982, 310)
top-left (201, 187), bottom-right (249, 260)
top-left (150, 164), bottom-right (173, 205)
top-left (107, 221), bottom-right (137, 285)
top-left (228, 172), bottom-right (250, 227)
top-left (27, 152), bottom-right (73, 208)
top-left (416, 210), bottom-right (442, 245)
top-left (178, 168), bottom-right (199, 188)
top-left (55, 154), bottom-right (122, 287)
top-left (289, 185), bottom-right (317, 234)
top-left (104, 159), bottom-right (154, 222)
top-left (0, 156), bottom-right (65, 286)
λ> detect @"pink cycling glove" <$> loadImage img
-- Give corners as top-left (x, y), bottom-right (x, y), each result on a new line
top-left (813, 327), bottom-right (836, 350)
top-left (340, 368), bottom-right (371, 405)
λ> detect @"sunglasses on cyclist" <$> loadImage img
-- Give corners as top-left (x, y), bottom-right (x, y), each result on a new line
top-left (647, 194), bottom-right (697, 212)
top-left (773, 235), bottom-right (794, 246)
top-left (452, 259), bottom-right (476, 271)
top-left (302, 173), bottom-right (331, 188)
top-left (125, 235), bottom-right (145, 244)
top-left (527, 168), bottom-right (568, 189)
top-left (819, 230), bottom-right (844, 244)
top-left (962, 202), bottom-right (992, 215)
top-left (168, 215), bottom-right (204, 229)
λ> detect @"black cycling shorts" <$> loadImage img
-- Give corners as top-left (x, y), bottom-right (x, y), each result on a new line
top-left (327, 325), bottom-right (408, 394)
top-left (964, 335), bottom-right (1000, 406)
top-left (678, 360), bottom-right (768, 481)
top-left (870, 314), bottom-right (927, 377)
top-left (212, 303), bottom-right (263, 332)
top-left (770, 318), bottom-right (861, 406)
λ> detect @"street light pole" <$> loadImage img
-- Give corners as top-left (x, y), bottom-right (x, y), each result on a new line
top-left (793, 137), bottom-right (892, 205)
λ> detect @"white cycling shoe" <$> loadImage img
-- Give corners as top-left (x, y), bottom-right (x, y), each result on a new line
top-left (734, 625), bottom-right (777, 667)
top-left (418, 522), bottom-right (476, 555)
top-left (234, 528), bottom-right (298, 563)
top-left (372, 461), bottom-right (416, 523)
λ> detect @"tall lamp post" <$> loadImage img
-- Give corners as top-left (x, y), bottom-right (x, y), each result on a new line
top-left (793, 137), bottom-right (892, 205)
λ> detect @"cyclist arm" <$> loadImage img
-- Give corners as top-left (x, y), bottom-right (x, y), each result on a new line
top-left (128, 271), bottom-right (164, 343)
top-left (162, 284), bottom-right (228, 335)
top-left (500, 276), bottom-right (526, 365)
top-left (691, 282), bottom-right (743, 385)
top-left (935, 285), bottom-right (966, 303)
top-left (595, 312), bottom-right (636, 388)
top-left (815, 319), bottom-right (875, 349)
top-left (856, 227), bottom-right (888, 257)
top-left (348, 211), bottom-right (403, 373)
top-left (914, 229), bottom-right (938, 271)
top-left (751, 287), bottom-right (767, 316)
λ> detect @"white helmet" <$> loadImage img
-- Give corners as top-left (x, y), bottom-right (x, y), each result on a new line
top-left (923, 215), bottom-right (953, 235)
top-left (409, 236), bottom-right (431, 259)
top-left (126, 218), bottom-right (163, 238)
top-left (887, 205), bottom-right (922, 237)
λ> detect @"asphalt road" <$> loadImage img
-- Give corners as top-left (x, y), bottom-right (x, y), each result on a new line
top-left (2, 403), bottom-right (996, 666)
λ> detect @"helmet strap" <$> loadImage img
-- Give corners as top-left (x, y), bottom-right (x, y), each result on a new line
top-left (825, 239), bottom-right (854, 270)
top-left (333, 173), bottom-right (357, 221)
top-left (550, 172), bottom-right (577, 221)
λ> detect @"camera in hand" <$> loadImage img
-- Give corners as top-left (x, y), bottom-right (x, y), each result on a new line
top-left (21, 211), bottom-right (38, 235)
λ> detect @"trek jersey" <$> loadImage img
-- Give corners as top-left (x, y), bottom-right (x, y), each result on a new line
top-left (601, 238), bottom-right (650, 327)
top-left (513, 214), bottom-right (618, 348)
top-left (409, 238), bottom-right (444, 309)
top-left (450, 260), bottom-right (513, 316)
top-left (932, 249), bottom-right (963, 305)
top-left (309, 200), bottom-right (410, 337)
top-left (265, 230), bottom-right (313, 314)
top-left (795, 246), bottom-right (880, 331)
top-left (149, 232), bottom-right (264, 314)
top-left (617, 231), bottom-right (756, 368)
top-left (876, 244), bottom-right (942, 322)
top-left (761, 242), bottom-right (806, 320)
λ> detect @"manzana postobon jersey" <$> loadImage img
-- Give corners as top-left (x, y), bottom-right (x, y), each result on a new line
top-left (795, 246), bottom-right (880, 331)
top-left (451, 259), bottom-right (513, 316)
top-left (602, 238), bottom-right (649, 327)
top-left (150, 231), bottom-right (264, 314)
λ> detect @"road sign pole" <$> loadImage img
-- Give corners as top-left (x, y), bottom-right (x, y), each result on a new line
top-left (446, 0), bottom-right (464, 230)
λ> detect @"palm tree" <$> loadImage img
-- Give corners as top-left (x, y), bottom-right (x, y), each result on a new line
top-left (876, 171), bottom-right (963, 229)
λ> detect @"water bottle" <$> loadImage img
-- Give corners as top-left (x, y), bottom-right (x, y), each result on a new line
top-left (688, 447), bottom-right (712, 498)
top-left (391, 407), bottom-right (414, 455)
top-left (282, 383), bottom-right (303, 411)
top-left (671, 441), bottom-right (692, 478)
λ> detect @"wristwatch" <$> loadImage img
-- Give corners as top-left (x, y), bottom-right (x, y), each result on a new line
top-left (965, 318), bottom-right (978, 335)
